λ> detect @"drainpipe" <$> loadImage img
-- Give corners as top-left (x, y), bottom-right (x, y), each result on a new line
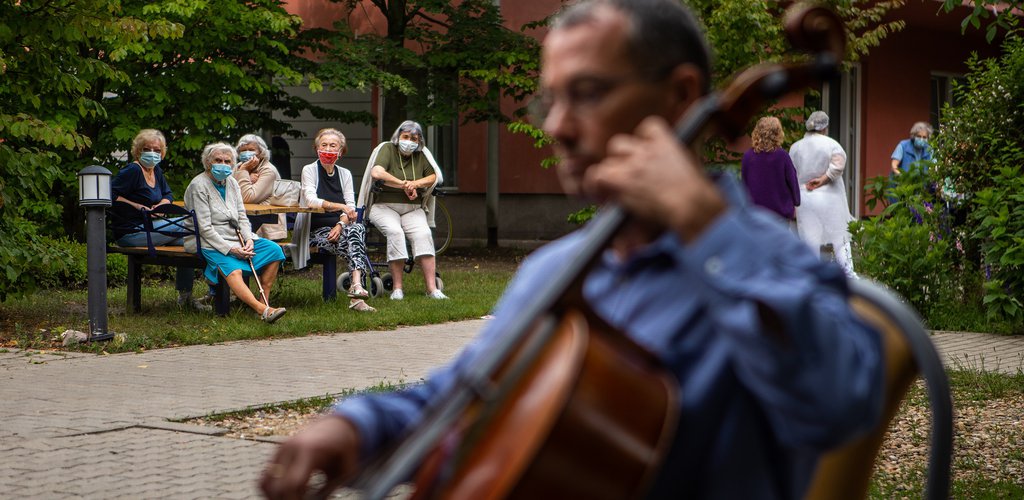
top-left (486, 0), bottom-right (502, 248)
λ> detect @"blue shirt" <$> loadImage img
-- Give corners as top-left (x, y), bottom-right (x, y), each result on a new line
top-left (335, 175), bottom-right (883, 498)
top-left (891, 138), bottom-right (933, 172)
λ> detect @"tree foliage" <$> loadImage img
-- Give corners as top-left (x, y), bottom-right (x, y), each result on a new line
top-left (690, 0), bottom-right (905, 146)
top-left (943, 0), bottom-right (1021, 43)
top-left (0, 0), bottom-right (341, 300)
top-left (0, 0), bottom-right (155, 300)
top-left (316, 0), bottom-right (543, 133)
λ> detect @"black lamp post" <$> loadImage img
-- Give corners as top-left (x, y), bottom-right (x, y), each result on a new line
top-left (78, 165), bottom-right (115, 342)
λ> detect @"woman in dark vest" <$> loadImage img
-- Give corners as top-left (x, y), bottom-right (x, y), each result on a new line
top-left (299, 128), bottom-right (375, 312)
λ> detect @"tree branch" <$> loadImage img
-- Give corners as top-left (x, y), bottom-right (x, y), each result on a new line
top-left (412, 10), bottom-right (451, 30)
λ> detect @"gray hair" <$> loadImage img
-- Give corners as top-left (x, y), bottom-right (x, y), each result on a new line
top-left (552, 0), bottom-right (712, 93)
top-left (235, 134), bottom-right (269, 157)
top-left (390, 120), bottom-right (425, 151)
top-left (909, 121), bottom-right (933, 138)
top-left (805, 111), bottom-right (829, 132)
top-left (201, 142), bottom-right (236, 171)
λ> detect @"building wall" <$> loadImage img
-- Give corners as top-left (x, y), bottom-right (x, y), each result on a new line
top-left (857, 0), bottom-right (998, 214)
top-left (272, 86), bottom-right (374, 185)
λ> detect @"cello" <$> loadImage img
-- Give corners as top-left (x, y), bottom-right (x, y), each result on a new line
top-left (354, 4), bottom-right (848, 499)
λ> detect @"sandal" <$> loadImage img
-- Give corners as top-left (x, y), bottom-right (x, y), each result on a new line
top-left (262, 306), bottom-right (287, 324)
top-left (347, 284), bottom-right (370, 299)
top-left (349, 299), bottom-right (376, 313)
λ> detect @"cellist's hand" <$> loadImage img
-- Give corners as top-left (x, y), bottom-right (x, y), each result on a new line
top-left (260, 415), bottom-right (362, 500)
top-left (583, 116), bottom-right (726, 242)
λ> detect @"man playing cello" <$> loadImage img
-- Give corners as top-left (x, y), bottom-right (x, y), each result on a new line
top-left (260, 1), bottom-right (883, 498)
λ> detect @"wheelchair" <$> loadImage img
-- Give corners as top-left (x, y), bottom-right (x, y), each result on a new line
top-left (336, 189), bottom-right (450, 298)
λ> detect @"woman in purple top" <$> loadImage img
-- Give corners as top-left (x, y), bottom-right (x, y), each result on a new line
top-left (741, 116), bottom-right (800, 222)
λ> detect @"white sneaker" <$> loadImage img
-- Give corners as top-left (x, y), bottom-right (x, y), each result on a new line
top-left (390, 289), bottom-right (404, 300)
top-left (427, 290), bottom-right (448, 300)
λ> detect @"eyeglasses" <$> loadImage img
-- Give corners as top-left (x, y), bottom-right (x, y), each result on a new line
top-left (141, 147), bottom-right (162, 153)
top-left (529, 72), bottom-right (668, 126)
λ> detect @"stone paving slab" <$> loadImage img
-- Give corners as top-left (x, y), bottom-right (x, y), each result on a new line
top-left (0, 321), bottom-right (484, 498)
top-left (932, 331), bottom-right (1024, 374)
top-left (0, 320), bottom-right (1021, 498)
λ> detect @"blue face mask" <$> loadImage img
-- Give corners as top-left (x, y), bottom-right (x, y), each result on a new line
top-left (210, 163), bottom-right (233, 182)
top-left (238, 151), bottom-right (256, 163)
top-left (139, 151), bottom-right (161, 169)
top-left (913, 137), bottom-right (928, 149)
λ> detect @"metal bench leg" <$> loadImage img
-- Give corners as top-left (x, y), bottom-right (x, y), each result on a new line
top-left (323, 256), bottom-right (337, 301)
top-left (126, 257), bottom-right (142, 313)
top-left (213, 278), bottom-right (231, 317)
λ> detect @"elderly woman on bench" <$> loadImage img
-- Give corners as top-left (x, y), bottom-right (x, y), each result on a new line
top-left (184, 142), bottom-right (288, 324)
top-left (110, 128), bottom-right (208, 311)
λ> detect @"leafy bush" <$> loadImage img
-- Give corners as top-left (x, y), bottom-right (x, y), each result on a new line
top-left (926, 33), bottom-right (1024, 325)
top-left (970, 165), bottom-right (1024, 322)
top-left (851, 165), bottom-right (970, 320)
top-left (0, 232), bottom-right (130, 294)
top-left (52, 241), bottom-right (129, 289)
top-left (0, 218), bottom-right (77, 301)
top-left (932, 36), bottom-right (1024, 198)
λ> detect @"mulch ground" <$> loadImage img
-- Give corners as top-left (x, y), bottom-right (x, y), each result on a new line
top-left (196, 382), bottom-right (1024, 494)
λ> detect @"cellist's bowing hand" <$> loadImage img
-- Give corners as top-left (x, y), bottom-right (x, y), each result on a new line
top-left (260, 415), bottom-right (361, 500)
top-left (583, 116), bottom-right (727, 243)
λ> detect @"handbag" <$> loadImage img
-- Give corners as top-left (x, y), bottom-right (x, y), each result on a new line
top-left (267, 179), bottom-right (301, 206)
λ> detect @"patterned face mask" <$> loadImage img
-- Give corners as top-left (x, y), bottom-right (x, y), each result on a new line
top-left (318, 150), bottom-right (340, 165)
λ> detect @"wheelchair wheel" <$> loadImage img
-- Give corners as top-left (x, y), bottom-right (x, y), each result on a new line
top-left (432, 197), bottom-right (452, 255)
top-left (382, 273), bottom-right (394, 292)
top-left (337, 272), bottom-right (352, 293)
top-left (370, 276), bottom-right (384, 298)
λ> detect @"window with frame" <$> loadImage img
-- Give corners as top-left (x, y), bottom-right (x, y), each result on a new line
top-left (930, 73), bottom-right (966, 129)
top-left (427, 120), bottom-right (458, 190)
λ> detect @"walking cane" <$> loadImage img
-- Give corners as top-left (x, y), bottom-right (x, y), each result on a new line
top-left (235, 226), bottom-right (270, 306)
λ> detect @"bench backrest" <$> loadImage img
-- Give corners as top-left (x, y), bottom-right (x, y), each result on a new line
top-left (804, 279), bottom-right (952, 500)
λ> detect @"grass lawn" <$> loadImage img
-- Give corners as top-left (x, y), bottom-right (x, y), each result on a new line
top-left (0, 247), bottom-right (526, 353)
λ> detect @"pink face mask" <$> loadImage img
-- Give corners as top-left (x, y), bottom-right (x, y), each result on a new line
top-left (318, 150), bottom-right (340, 165)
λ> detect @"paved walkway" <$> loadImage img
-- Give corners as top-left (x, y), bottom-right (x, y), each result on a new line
top-left (0, 321), bottom-right (1021, 498)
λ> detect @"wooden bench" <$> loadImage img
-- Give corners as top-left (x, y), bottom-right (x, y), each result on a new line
top-left (109, 203), bottom-right (338, 315)
top-left (106, 203), bottom-right (230, 315)
top-left (107, 243), bottom-right (233, 316)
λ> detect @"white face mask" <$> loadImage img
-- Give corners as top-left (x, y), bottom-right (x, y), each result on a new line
top-left (398, 139), bottom-right (419, 155)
